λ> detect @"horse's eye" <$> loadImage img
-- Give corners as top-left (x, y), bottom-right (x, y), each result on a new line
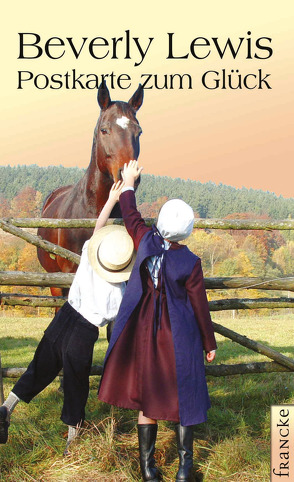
top-left (101, 128), bottom-right (109, 135)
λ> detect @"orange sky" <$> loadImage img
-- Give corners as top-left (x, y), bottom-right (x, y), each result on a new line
top-left (1, 1), bottom-right (293, 198)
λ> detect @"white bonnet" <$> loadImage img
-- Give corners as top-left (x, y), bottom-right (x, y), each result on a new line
top-left (156, 199), bottom-right (195, 242)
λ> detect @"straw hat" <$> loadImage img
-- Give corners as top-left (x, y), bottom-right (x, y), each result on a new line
top-left (87, 225), bottom-right (136, 282)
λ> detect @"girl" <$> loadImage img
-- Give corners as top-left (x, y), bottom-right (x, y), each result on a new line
top-left (98, 161), bottom-right (217, 481)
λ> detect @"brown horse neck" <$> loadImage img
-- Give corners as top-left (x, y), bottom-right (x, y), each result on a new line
top-left (75, 141), bottom-right (110, 213)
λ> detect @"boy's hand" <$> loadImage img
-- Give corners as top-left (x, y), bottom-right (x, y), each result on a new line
top-left (206, 350), bottom-right (216, 363)
top-left (122, 160), bottom-right (143, 187)
top-left (108, 180), bottom-right (125, 203)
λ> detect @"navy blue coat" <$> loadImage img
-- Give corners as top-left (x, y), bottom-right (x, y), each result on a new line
top-left (102, 190), bottom-right (217, 426)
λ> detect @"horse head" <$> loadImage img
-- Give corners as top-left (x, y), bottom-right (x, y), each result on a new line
top-left (94, 81), bottom-right (144, 185)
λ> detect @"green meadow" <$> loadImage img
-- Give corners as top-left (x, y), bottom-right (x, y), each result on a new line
top-left (0, 312), bottom-right (293, 481)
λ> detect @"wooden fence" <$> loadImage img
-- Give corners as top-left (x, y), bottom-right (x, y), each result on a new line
top-left (1, 217), bottom-right (294, 402)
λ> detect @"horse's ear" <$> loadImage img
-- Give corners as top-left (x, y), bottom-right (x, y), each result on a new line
top-left (98, 80), bottom-right (111, 110)
top-left (128, 84), bottom-right (144, 112)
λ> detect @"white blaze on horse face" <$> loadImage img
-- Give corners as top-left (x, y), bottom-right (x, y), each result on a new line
top-left (116, 116), bottom-right (130, 129)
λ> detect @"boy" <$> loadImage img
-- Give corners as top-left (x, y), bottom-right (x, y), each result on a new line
top-left (0, 181), bottom-right (135, 454)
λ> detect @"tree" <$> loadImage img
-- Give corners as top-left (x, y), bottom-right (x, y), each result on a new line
top-left (0, 234), bottom-right (24, 270)
top-left (0, 195), bottom-right (10, 217)
top-left (10, 187), bottom-right (42, 217)
top-left (224, 213), bottom-right (285, 259)
top-left (185, 231), bottom-right (237, 276)
top-left (272, 241), bottom-right (294, 276)
top-left (138, 196), bottom-right (168, 218)
top-left (17, 243), bottom-right (41, 272)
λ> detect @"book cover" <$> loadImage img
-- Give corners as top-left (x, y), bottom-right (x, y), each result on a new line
top-left (1, 1), bottom-right (293, 480)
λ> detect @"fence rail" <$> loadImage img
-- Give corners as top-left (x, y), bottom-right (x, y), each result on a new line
top-left (1, 271), bottom-right (294, 291)
top-left (1, 293), bottom-right (294, 311)
top-left (2, 217), bottom-right (294, 230)
top-left (1, 361), bottom-right (292, 380)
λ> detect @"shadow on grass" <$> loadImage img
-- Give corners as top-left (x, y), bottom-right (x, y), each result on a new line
top-left (205, 338), bottom-right (293, 427)
top-left (213, 337), bottom-right (294, 363)
top-left (0, 334), bottom-right (107, 369)
top-left (1, 336), bottom-right (293, 480)
top-left (0, 336), bottom-right (40, 351)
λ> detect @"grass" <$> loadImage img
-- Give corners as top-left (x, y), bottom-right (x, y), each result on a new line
top-left (0, 312), bottom-right (293, 481)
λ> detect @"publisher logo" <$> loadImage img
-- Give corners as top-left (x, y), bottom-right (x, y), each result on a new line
top-left (271, 405), bottom-right (294, 480)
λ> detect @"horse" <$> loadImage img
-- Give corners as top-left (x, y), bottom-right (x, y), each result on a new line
top-left (37, 81), bottom-right (144, 300)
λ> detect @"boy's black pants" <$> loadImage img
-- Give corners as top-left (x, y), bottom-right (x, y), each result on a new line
top-left (12, 302), bottom-right (99, 426)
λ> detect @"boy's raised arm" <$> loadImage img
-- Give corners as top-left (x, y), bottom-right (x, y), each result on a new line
top-left (94, 180), bottom-right (125, 232)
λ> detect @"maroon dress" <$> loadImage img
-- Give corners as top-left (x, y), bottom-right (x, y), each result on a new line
top-left (99, 190), bottom-right (217, 425)
top-left (99, 253), bottom-right (180, 422)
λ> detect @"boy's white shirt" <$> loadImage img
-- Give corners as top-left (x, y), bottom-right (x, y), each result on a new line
top-left (68, 240), bottom-right (125, 327)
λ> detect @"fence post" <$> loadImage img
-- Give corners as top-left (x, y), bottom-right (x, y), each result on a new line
top-left (0, 353), bottom-right (4, 404)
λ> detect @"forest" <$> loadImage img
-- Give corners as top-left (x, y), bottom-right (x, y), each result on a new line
top-left (1, 164), bottom-right (294, 219)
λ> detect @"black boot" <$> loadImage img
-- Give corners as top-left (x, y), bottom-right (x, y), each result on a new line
top-left (0, 406), bottom-right (10, 444)
top-left (175, 424), bottom-right (194, 481)
top-left (138, 424), bottom-right (161, 481)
